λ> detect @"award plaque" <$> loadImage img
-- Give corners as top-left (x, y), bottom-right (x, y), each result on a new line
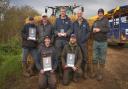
top-left (125, 29), bottom-right (128, 35)
top-left (60, 29), bottom-right (64, 33)
top-left (94, 22), bottom-right (98, 28)
top-left (66, 53), bottom-right (75, 67)
top-left (28, 28), bottom-right (36, 40)
top-left (60, 29), bottom-right (65, 36)
top-left (42, 57), bottom-right (52, 71)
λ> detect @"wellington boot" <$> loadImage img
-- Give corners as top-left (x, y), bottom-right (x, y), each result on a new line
top-left (91, 64), bottom-right (98, 78)
top-left (97, 64), bottom-right (105, 81)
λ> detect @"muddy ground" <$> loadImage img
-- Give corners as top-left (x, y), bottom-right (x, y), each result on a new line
top-left (4, 46), bottom-right (128, 89)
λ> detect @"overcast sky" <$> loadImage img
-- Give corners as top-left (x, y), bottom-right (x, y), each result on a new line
top-left (10, 0), bottom-right (128, 18)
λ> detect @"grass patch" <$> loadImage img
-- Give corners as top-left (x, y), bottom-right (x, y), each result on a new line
top-left (0, 53), bottom-right (22, 89)
top-left (0, 39), bottom-right (22, 89)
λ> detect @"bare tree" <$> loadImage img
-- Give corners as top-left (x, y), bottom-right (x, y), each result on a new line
top-left (0, 0), bottom-right (9, 21)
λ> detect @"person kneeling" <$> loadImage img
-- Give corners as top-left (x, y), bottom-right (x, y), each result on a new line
top-left (61, 34), bottom-right (82, 86)
top-left (37, 36), bottom-right (58, 89)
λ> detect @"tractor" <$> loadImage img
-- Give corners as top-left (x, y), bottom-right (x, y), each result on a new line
top-left (45, 5), bottom-right (84, 24)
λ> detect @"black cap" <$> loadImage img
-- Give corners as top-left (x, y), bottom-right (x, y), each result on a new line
top-left (70, 34), bottom-right (76, 38)
top-left (29, 16), bottom-right (34, 21)
top-left (98, 8), bottom-right (104, 14)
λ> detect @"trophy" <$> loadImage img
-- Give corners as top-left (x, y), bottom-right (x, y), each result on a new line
top-left (125, 29), bottom-right (128, 35)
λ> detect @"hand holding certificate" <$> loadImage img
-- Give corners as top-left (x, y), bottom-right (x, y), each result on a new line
top-left (58, 29), bottom-right (67, 37)
top-left (40, 69), bottom-right (45, 74)
top-left (93, 28), bottom-right (100, 33)
top-left (72, 66), bottom-right (77, 71)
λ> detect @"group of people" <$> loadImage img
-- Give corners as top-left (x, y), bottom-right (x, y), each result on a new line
top-left (21, 7), bottom-right (110, 89)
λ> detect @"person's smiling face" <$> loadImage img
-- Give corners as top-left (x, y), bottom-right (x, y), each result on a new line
top-left (98, 12), bottom-right (104, 19)
top-left (60, 8), bottom-right (66, 17)
top-left (44, 38), bottom-right (51, 47)
top-left (70, 37), bottom-right (77, 44)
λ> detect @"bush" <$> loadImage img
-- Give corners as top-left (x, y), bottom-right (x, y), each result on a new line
top-left (0, 5), bottom-right (40, 89)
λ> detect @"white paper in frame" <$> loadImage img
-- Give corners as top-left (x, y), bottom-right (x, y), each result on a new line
top-left (125, 29), bottom-right (128, 35)
top-left (42, 56), bottom-right (52, 72)
top-left (60, 29), bottom-right (65, 36)
top-left (66, 53), bottom-right (75, 67)
top-left (28, 28), bottom-right (36, 40)
top-left (60, 29), bottom-right (64, 33)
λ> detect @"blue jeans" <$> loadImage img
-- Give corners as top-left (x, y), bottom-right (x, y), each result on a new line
top-left (93, 41), bottom-right (107, 64)
top-left (22, 47), bottom-right (40, 69)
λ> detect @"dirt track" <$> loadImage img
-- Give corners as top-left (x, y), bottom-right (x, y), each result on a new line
top-left (7, 46), bottom-right (128, 89)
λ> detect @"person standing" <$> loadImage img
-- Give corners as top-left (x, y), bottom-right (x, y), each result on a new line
top-left (54, 7), bottom-right (73, 78)
top-left (61, 34), bottom-right (82, 85)
top-left (92, 8), bottom-right (110, 81)
top-left (38, 36), bottom-right (58, 89)
top-left (21, 16), bottom-right (39, 77)
top-left (73, 10), bottom-right (90, 79)
top-left (38, 14), bottom-right (54, 44)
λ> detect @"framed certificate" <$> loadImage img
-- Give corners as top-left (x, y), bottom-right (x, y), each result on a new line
top-left (66, 53), bottom-right (75, 67)
top-left (42, 57), bottom-right (52, 72)
top-left (94, 22), bottom-right (98, 27)
top-left (125, 29), bottom-right (128, 35)
top-left (28, 28), bottom-right (36, 40)
top-left (60, 29), bottom-right (64, 33)
top-left (60, 29), bottom-right (65, 36)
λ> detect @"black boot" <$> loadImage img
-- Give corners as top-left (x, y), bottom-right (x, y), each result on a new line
top-left (83, 64), bottom-right (88, 79)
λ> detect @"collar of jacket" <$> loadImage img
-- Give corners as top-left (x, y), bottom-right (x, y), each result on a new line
top-left (40, 43), bottom-right (52, 48)
top-left (59, 15), bottom-right (69, 20)
top-left (42, 23), bottom-right (49, 27)
top-left (40, 21), bottom-right (50, 25)
top-left (27, 23), bottom-right (35, 26)
top-left (68, 42), bottom-right (78, 52)
top-left (76, 17), bottom-right (87, 24)
top-left (96, 16), bottom-right (105, 21)
top-left (69, 42), bottom-right (77, 47)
